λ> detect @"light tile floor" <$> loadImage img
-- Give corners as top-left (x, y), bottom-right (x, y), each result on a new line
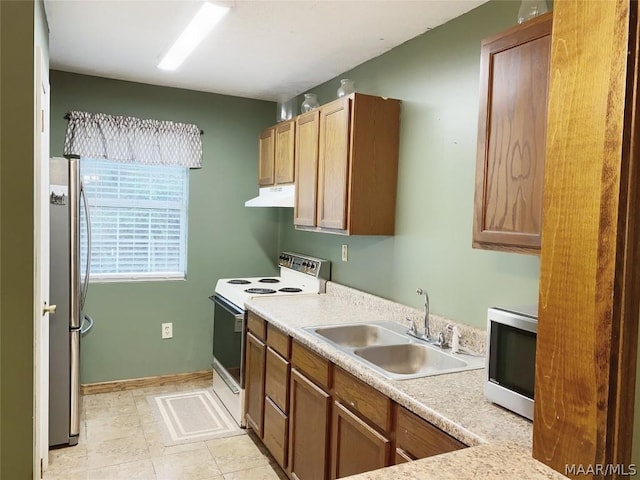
top-left (44, 378), bottom-right (288, 480)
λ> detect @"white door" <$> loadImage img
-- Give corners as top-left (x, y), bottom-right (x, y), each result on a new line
top-left (34, 46), bottom-right (51, 478)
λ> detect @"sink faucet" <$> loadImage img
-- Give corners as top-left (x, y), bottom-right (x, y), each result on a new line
top-left (416, 288), bottom-right (431, 341)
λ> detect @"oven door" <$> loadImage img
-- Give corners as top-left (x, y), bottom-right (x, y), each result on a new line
top-left (211, 294), bottom-right (246, 390)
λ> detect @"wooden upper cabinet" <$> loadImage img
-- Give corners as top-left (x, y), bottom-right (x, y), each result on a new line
top-left (275, 120), bottom-right (295, 184)
top-left (473, 12), bottom-right (552, 254)
top-left (258, 120), bottom-right (295, 187)
top-left (317, 99), bottom-right (351, 230)
top-left (258, 127), bottom-right (275, 186)
top-left (294, 111), bottom-right (320, 227)
top-left (294, 93), bottom-right (401, 236)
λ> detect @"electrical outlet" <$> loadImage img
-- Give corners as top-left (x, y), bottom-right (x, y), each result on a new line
top-left (161, 322), bottom-right (173, 339)
top-left (341, 244), bottom-right (348, 262)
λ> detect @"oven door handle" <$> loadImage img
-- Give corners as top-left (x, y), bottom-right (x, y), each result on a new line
top-left (211, 294), bottom-right (244, 319)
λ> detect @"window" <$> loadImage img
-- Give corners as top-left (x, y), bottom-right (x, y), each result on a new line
top-left (80, 158), bottom-right (189, 281)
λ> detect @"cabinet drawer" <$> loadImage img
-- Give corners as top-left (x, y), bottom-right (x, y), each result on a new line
top-left (247, 312), bottom-right (266, 340)
top-left (333, 367), bottom-right (391, 432)
top-left (291, 341), bottom-right (330, 389)
top-left (265, 347), bottom-right (290, 413)
top-left (396, 406), bottom-right (465, 459)
top-left (263, 396), bottom-right (288, 469)
top-left (267, 323), bottom-right (290, 359)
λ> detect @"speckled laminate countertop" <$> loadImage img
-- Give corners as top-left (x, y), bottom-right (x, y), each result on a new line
top-left (244, 284), bottom-right (532, 448)
top-left (244, 283), bottom-right (565, 479)
top-left (342, 443), bottom-right (567, 479)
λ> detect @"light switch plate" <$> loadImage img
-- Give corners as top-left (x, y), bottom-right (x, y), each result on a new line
top-left (341, 244), bottom-right (348, 262)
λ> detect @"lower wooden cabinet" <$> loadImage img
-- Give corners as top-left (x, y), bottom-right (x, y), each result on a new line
top-left (289, 368), bottom-right (331, 480)
top-left (244, 314), bottom-right (468, 480)
top-left (394, 449), bottom-right (412, 464)
top-left (264, 342), bottom-right (291, 470)
top-left (394, 405), bottom-right (465, 462)
top-left (331, 401), bottom-right (391, 479)
top-left (264, 396), bottom-right (288, 468)
top-left (245, 331), bottom-right (266, 437)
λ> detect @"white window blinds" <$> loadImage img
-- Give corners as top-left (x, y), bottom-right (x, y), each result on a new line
top-left (80, 158), bottom-right (188, 281)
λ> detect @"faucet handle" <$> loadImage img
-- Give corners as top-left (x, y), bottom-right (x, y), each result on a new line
top-left (406, 318), bottom-right (418, 336)
top-left (450, 325), bottom-right (462, 353)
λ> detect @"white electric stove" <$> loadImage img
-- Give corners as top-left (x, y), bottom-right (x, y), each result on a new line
top-left (210, 252), bottom-right (331, 426)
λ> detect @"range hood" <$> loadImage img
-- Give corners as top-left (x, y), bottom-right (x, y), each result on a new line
top-left (245, 184), bottom-right (295, 207)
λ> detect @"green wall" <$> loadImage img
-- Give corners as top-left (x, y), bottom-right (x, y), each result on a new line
top-left (50, 71), bottom-right (279, 383)
top-left (280, 0), bottom-right (540, 328)
top-left (0, 0), bottom-right (45, 476)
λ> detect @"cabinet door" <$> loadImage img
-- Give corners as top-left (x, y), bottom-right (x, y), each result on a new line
top-left (473, 13), bottom-right (552, 253)
top-left (245, 332), bottom-right (266, 437)
top-left (317, 98), bottom-right (350, 230)
top-left (331, 402), bottom-right (390, 479)
top-left (294, 111), bottom-right (320, 227)
top-left (258, 127), bottom-right (275, 186)
top-left (275, 120), bottom-right (295, 184)
top-left (288, 368), bottom-right (330, 480)
top-left (264, 396), bottom-right (288, 469)
top-left (395, 406), bottom-right (465, 461)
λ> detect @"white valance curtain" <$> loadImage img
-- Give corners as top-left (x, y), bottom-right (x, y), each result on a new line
top-left (63, 111), bottom-right (203, 168)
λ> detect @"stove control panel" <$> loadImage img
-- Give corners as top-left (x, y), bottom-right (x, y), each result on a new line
top-left (279, 252), bottom-right (331, 280)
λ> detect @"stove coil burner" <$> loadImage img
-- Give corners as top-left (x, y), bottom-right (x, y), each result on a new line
top-left (259, 278), bottom-right (280, 283)
top-left (227, 279), bottom-right (251, 284)
top-left (279, 287), bottom-right (303, 293)
top-left (245, 288), bottom-right (277, 294)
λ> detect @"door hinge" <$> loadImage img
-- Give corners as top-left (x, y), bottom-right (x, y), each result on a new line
top-left (41, 110), bottom-right (45, 133)
top-left (40, 458), bottom-right (44, 478)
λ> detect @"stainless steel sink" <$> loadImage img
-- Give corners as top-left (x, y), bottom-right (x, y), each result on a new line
top-left (303, 321), bottom-right (484, 380)
top-left (311, 323), bottom-right (411, 348)
top-left (354, 343), bottom-right (471, 378)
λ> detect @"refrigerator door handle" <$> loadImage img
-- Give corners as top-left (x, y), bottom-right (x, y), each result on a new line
top-left (69, 329), bottom-right (80, 439)
top-left (69, 159), bottom-right (80, 329)
top-left (80, 182), bottom-right (91, 311)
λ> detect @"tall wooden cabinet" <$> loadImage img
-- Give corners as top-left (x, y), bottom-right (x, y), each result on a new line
top-left (472, 13), bottom-right (552, 254)
top-left (294, 93), bottom-right (401, 236)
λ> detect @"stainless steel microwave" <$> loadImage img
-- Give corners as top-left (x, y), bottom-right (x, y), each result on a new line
top-left (484, 306), bottom-right (538, 421)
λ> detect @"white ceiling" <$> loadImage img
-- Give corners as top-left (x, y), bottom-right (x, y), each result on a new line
top-left (44, 0), bottom-right (489, 102)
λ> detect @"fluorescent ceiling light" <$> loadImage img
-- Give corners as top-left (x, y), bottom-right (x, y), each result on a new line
top-left (158, 2), bottom-right (229, 71)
